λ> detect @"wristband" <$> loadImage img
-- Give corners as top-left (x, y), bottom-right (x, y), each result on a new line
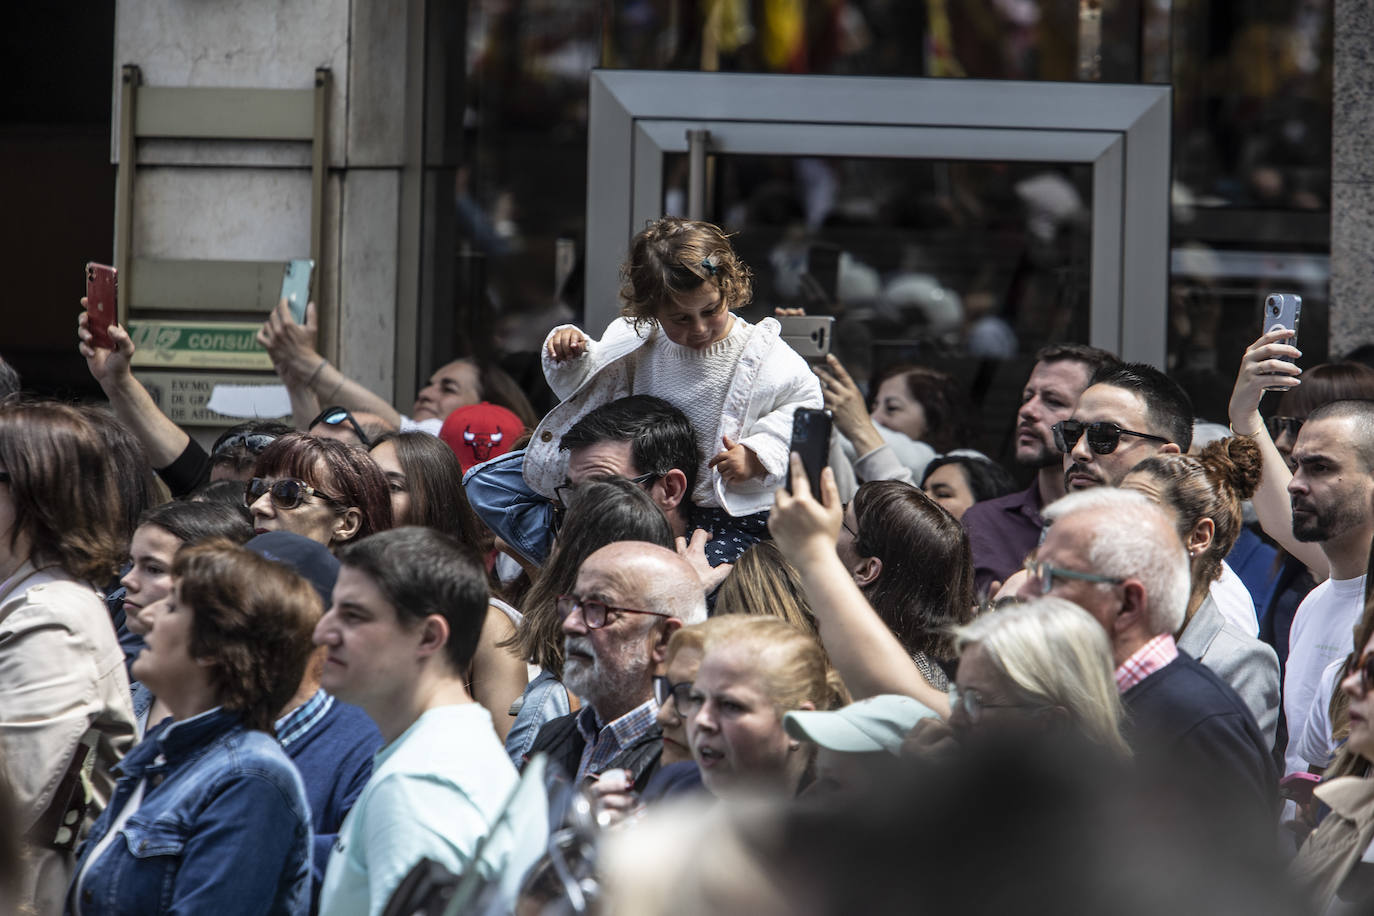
top-left (306, 358), bottom-right (328, 389)
top-left (1228, 421), bottom-right (1260, 438)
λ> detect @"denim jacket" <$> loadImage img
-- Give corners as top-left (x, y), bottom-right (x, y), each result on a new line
top-left (67, 708), bottom-right (312, 916)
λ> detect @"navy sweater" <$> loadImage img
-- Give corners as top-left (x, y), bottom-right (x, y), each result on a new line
top-left (1123, 651), bottom-right (1278, 815)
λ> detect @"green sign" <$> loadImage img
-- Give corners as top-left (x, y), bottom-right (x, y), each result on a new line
top-left (127, 320), bottom-right (273, 370)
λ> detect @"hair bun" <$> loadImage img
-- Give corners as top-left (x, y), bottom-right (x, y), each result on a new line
top-left (1199, 436), bottom-right (1262, 500)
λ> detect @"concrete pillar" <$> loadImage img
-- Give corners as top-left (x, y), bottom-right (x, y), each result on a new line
top-left (113, 0), bottom-right (420, 409)
top-left (1330, 0), bottom-right (1374, 350)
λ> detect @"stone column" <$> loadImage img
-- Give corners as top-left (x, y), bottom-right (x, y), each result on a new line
top-left (1330, 0), bottom-right (1374, 350)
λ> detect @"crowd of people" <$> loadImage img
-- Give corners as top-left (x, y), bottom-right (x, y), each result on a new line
top-left (1, 215), bottom-right (1371, 914)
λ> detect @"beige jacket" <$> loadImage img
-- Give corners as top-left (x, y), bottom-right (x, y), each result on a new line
top-left (1292, 774), bottom-right (1374, 912)
top-left (0, 562), bottom-right (135, 914)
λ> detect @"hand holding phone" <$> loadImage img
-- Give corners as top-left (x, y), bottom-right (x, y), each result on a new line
top-left (84, 263), bottom-right (117, 351)
top-left (1261, 293), bottom-right (1301, 392)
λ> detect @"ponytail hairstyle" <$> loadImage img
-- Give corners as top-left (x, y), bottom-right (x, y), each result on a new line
top-left (1126, 436), bottom-right (1261, 597)
top-left (619, 217), bottom-right (753, 331)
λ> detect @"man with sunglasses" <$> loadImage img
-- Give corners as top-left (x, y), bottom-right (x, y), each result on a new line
top-left (1020, 488), bottom-right (1276, 816)
top-left (524, 541), bottom-right (708, 790)
top-left (961, 344), bottom-right (1119, 596)
top-left (1058, 362), bottom-right (1193, 493)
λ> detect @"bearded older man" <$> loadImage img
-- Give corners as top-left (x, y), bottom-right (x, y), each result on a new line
top-left (524, 541), bottom-right (708, 790)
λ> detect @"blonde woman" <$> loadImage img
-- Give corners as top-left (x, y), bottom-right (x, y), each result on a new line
top-left (947, 597), bottom-right (1130, 756)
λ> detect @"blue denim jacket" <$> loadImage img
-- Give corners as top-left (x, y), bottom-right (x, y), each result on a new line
top-left (67, 708), bottom-right (312, 916)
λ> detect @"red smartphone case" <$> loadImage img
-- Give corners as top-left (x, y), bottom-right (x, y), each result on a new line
top-left (85, 263), bottom-right (117, 350)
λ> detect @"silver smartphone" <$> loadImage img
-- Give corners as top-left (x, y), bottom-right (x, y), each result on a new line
top-left (1261, 293), bottom-right (1301, 391)
top-left (779, 315), bottom-right (834, 363)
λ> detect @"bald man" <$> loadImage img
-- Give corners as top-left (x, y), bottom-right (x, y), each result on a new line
top-left (524, 542), bottom-right (708, 789)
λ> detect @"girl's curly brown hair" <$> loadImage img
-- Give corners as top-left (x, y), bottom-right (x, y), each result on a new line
top-left (619, 217), bottom-right (753, 331)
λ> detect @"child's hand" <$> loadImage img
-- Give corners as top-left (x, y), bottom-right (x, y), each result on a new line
top-left (546, 327), bottom-right (589, 362)
top-left (708, 435), bottom-right (766, 483)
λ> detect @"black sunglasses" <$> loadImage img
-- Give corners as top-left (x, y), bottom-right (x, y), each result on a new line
top-left (1052, 419), bottom-right (1169, 456)
top-left (1350, 651), bottom-right (1374, 696)
top-left (244, 477), bottom-right (344, 511)
top-left (1265, 416), bottom-right (1304, 441)
top-left (309, 406), bottom-right (372, 448)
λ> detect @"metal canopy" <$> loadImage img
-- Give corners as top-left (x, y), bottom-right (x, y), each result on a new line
top-left (586, 70), bottom-right (1171, 364)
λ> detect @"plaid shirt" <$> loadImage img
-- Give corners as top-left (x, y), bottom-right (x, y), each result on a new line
top-left (574, 697), bottom-right (659, 783)
top-left (1115, 633), bottom-right (1179, 693)
top-left (275, 687), bottom-right (333, 749)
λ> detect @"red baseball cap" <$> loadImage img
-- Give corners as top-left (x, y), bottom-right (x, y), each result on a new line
top-left (440, 402), bottom-right (525, 472)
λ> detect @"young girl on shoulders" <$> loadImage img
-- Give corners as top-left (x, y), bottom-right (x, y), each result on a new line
top-left (523, 217), bottom-right (822, 551)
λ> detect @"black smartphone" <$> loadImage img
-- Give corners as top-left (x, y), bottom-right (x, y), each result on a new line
top-left (786, 408), bottom-right (833, 501)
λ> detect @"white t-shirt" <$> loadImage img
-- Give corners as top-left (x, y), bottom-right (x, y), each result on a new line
top-left (1296, 657), bottom-right (1344, 771)
top-left (1284, 574), bottom-right (1366, 775)
top-left (1209, 561), bottom-right (1258, 636)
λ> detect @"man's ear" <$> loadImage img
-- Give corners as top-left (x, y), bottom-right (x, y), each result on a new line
top-left (654, 469), bottom-right (690, 513)
top-left (333, 507), bottom-right (363, 544)
top-left (1115, 579), bottom-right (1150, 635)
top-left (651, 618), bottom-right (683, 666)
top-left (852, 555), bottom-right (883, 588)
top-left (1159, 442), bottom-right (1182, 455)
top-left (416, 614), bottom-right (450, 661)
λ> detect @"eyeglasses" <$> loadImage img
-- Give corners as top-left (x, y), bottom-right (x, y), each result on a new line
top-left (555, 594), bottom-right (672, 630)
top-left (551, 472), bottom-right (661, 533)
top-left (211, 433), bottom-right (278, 459)
top-left (244, 477), bottom-right (344, 511)
top-left (1266, 416), bottom-right (1304, 441)
top-left (1052, 420), bottom-right (1169, 456)
top-left (1348, 651), bottom-right (1374, 696)
top-left (653, 675), bottom-right (695, 711)
top-left (1022, 557), bottom-right (1126, 595)
top-left (947, 684), bottom-right (1023, 724)
top-left (309, 406), bottom-right (372, 448)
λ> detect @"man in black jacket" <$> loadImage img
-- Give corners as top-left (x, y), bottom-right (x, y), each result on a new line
top-left (1019, 487), bottom-right (1278, 816)
top-left (525, 541), bottom-right (708, 791)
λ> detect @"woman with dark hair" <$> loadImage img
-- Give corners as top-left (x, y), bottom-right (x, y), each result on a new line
top-left (503, 477), bottom-right (676, 764)
top-left (120, 501), bottom-right (256, 734)
top-left (837, 480), bottom-right (975, 688)
top-left (920, 452), bottom-right (1017, 522)
top-left (245, 432), bottom-right (392, 548)
top-left (369, 431), bottom-right (485, 544)
top-left (867, 365), bottom-right (972, 456)
top-left (79, 406), bottom-right (169, 547)
top-left (369, 430), bottom-right (526, 741)
top-left (68, 542), bottom-right (318, 915)
top-left (0, 401), bottom-right (136, 913)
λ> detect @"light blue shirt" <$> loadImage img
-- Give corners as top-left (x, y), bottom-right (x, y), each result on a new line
top-left (317, 703), bottom-right (541, 915)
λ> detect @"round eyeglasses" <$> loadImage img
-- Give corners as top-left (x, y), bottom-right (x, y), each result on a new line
top-left (555, 594), bottom-right (671, 630)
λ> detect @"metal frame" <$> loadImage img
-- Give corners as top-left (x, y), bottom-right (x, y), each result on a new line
top-left (586, 70), bottom-right (1171, 364)
top-left (115, 65), bottom-right (332, 350)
